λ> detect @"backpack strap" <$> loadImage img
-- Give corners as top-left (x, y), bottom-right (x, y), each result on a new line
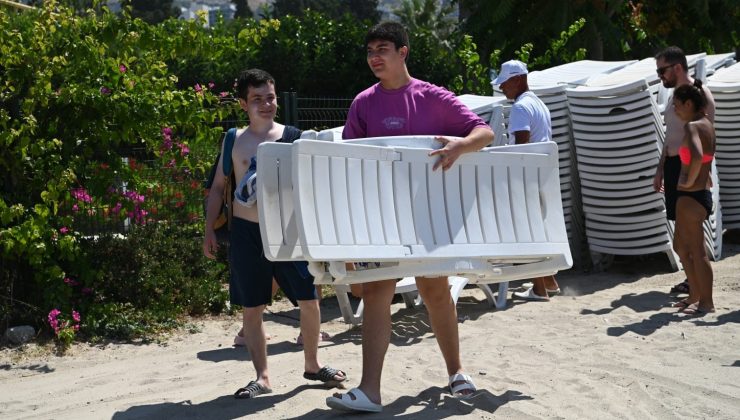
top-left (279, 125), bottom-right (302, 143)
top-left (221, 128), bottom-right (237, 176)
top-left (220, 128), bottom-right (237, 230)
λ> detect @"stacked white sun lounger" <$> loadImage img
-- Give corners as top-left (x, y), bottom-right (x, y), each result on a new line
top-left (490, 60), bottom-right (640, 269)
top-left (708, 62), bottom-right (740, 230)
top-left (579, 53), bottom-right (735, 263)
top-left (566, 79), bottom-right (682, 270)
top-left (256, 136), bottom-right (572, 322)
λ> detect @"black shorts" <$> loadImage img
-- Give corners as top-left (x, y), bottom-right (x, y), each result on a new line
top-left (664, 155), bottom-right (681, 221)
top-left (676, 189), bottom-right (712, 220)
top-left (229, 218), bottom-right (317, 308)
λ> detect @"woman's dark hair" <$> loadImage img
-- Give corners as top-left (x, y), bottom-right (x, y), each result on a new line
top-left (235, 68), bottom-right (275, 100)
top-left (673, 80), bottom-right (706, 112)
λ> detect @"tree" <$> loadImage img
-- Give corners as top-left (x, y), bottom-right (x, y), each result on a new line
top-left (122, 0), bottom-right (180, 24)
top-left (459, 0), bottom-right (739, 66)
top-left (232, 0), bottom-right (252, 19)
top-left (393, 0), bottom-right (458, 40)
top-left (635, 0), bottom-right (739, 55)
top-left (270, 0), bottom-right (380, 23)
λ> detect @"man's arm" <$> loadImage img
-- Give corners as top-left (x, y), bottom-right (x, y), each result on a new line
top-left (653, 143), bottom-right (667, 192)
top-left (430, 126), bottom-right (494, 171)
top-left (513, 130), bottom-right (531, 144)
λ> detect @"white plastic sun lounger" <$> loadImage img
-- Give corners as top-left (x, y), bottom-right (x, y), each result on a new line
top-left (284, 137), bottom-right (570, 280)
top-left (257, 137), bottom-right (571, 321)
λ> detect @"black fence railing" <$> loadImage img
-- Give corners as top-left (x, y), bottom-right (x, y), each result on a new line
top-left (281, 92), bottom-right (353, 130)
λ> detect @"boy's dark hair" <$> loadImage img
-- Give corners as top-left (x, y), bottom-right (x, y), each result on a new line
top-left (655, 46), bottom-right (688, 72)
top-left (365, 21), bottom-right (409, 51)
top-left (235, 68), bottom-right (275, 100)
top-left (674, 80), bottom-right (707, 111)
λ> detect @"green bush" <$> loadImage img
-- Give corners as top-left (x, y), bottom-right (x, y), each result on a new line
top-left (0, 3), bottom-right (228, 341)
top-left (74, 223), bottom-right (229, 340)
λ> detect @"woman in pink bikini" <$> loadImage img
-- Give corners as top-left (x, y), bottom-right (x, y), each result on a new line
top-left (671, 81), bottom-right (716, 316)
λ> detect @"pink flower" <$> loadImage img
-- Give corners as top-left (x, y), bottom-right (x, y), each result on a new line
top-left (160, 127), bottom-right (173, 151)
top-left (219, 91), bottom-right (229, 98)
top-left (59, 227), bottom-right (69, 234)
top-left (48, 309), bottom-right (61, 332)
top-left (178, 143), bottom-right (189, 156)
top-left (208, 82), bottom-right (215, 89)
top-left (72, 310), bottom-right (81, 323)
top-left (111, 202), bottom-right (122, 215)
top-left (100, 86), bottom-right (111, 95)
top-left (64, 277), bottom-right (79, 286)
top-left (82, 287), bottom-right (93, 295)
top-left (119, 64), bottom-right (127, 73)
top-left (123, 191), bottom-right (145, 203)
top-left (71, 188), bottom-right (92, 203)
top-left (194, 83), bottom-right (202, 93)
top-left (72, 204), bottom-right (79, 212)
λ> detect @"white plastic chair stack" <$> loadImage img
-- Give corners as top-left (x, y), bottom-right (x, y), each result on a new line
top-left (566, 79), bottom-right (681, 270)
top-left (582, 55), bottom-right (726, 262)
top-left (708, 62), bottom-right (740, 230)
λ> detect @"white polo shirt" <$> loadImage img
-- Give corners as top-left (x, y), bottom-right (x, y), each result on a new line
top-left (508, 91), bottom-right (552, 143)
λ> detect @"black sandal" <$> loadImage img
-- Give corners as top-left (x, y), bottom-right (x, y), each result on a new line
top-left (234, 380), bottom-right (272, 399)
top-left (669, 280), bottom-right (689, 294)
top-left (303, 366), bottom-right (347, 383)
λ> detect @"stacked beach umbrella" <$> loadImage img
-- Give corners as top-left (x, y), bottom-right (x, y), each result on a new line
top-left (708, 62), bottom-right (740, 230)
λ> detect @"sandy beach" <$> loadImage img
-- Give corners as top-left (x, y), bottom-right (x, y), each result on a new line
top-left (2, 239), bottom-right (739, 419)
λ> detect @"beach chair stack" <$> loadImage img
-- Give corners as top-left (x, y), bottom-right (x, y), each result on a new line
top-left (493, 60), bottom-right (638, 268)
top-left (566, 78), bottom-right (681, 270)
top-left (708, 61), bottom-right (740, 230)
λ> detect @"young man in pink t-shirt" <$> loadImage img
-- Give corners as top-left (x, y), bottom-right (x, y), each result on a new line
top-left (326, 22), bottom-right (494, 413)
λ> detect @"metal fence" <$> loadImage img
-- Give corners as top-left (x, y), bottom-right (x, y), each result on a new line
top-left (67, 94), bottom-right (353, 235)
top-left (281, 92), bottom-right (353, 130)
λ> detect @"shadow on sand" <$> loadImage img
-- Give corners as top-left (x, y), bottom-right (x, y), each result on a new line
top-left (112, 385), bottom-right (531, 420)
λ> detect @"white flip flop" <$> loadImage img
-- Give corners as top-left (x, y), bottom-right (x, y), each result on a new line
top-left (513, 287), bottom-right (550, 301)
top-left (326, 387), bottom-right (382, 413)
top-left (449, 373), bottom-right (477, 399)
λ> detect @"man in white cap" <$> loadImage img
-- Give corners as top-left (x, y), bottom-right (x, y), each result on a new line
top-left (494, 60), bottom-right (561, 300)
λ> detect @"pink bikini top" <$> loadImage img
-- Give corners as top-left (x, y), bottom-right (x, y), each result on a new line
top-left (678, 146), bottom-right (714, 165)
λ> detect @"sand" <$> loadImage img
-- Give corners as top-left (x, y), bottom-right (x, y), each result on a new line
top-left (2, 242), bottom-right (739, 419)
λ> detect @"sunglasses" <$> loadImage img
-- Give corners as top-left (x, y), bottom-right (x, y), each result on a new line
top-left (656, 63), bottom-right (676, 76)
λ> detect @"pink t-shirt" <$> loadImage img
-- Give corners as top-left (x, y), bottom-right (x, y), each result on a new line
top-left (342, 78), bottom-right (489, 139)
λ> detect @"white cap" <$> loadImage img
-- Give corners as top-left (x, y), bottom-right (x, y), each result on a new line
top-left (493, 60), bottom-right (528, 85)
